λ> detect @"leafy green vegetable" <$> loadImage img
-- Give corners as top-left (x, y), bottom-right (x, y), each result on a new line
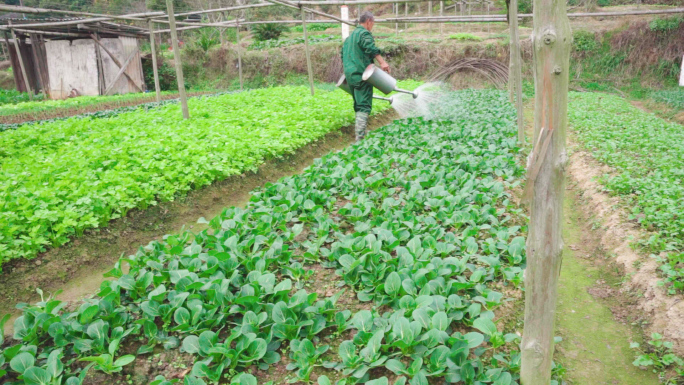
top-left (569, 92), bottom-right (684, 293)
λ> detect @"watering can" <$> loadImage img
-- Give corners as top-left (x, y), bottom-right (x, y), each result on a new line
top-left (336, 75), bottom-right (393, 104)
top-left (337, 64), bottom-right (418, 102)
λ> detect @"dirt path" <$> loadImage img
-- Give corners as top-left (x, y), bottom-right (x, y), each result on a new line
top-left (555, 182), bottom-right (659, 384)
top-left (0, 113), bottom-right (397, 330)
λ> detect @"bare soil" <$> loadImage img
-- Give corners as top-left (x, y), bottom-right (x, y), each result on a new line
top-left (0, 112), bottom-right (398, 333)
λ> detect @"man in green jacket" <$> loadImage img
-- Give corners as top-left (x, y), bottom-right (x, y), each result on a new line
top-left (342, 11), bottom-right (391, 141)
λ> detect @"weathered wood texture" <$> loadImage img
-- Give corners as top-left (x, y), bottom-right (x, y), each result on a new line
top-left (45, 40), bottom-right (99, 99)
top-left (680, 54), bottom-right (684, 86)
top-left (149, 20), bottom-right (162, 102)
top-left (302, 8), bottom-right (315, 96)
top-left (100, 37), bottom-right (145, 95)
top-left (508, 0), bottom-right (524, 144)
top-left (167, 0), bottom-right (190, 119)
top-left (520, 0), bottom-right (571, 382)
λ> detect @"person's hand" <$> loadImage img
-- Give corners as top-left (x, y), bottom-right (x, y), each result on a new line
top-left (380, 62), bottom-right (390, 74)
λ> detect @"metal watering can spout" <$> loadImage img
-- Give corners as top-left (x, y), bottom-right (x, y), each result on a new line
top-left (362, 64), bottom-right (418, 99)
top-left (336, 75), bottom-right (394, 104)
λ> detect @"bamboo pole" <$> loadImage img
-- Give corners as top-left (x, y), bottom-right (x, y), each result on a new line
top-left (405, 2), bottom-right (408, 30)
top-left (236, 20), bottom-right (243, 91)
top-left (263, 0), bottom-right (356, 26)
top-left (429, 1), bottom-right (432, 34)
top-left (508, 0), bottom-right (524, 144)
top-left (302, 9), bottom-right (315, 96)
top-left (439, 1), bottom-right (443, 34)
top-left (520, 0), bottom-right (571, 381)
top-left (166, 0), bottom-right (190, 120)
top-left (393, 3), bottom-right (398, 33)
top-left (9, 27), bottom-right (32, 100)
top-left (148, 19), bottom-right (162, 103)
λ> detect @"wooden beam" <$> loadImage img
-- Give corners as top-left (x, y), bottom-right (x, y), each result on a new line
top-left (166, 0), bottom-right (189, 120)
top-left (12, 28), bottom-right (86, 37)
top-left (236, 20), bottom-right (243, 91)
top-left (94, 32), bottom-right (106, 95)
top-left (263, 0), bottom-right (357, 26)
top-left (9, 27), bottom-right (33, 100)
top-left (302, 9), bottom-right (315, 96)
top-left (90, 34), bottom-right (144, 92)
top-left (148, 20), bottom-right (161, 103)
top-left (0, 4), bottom-right (163, 21)
top-left (28, 33), bottom-right (44, 97)
top-left (508, 0), bottom-right (523, 144)
top-left (520, 0), bottom-right (571, 381)
top-left (103, 51), bottom-right (138, 95)
top-left (157, 3), bottom-right (274, 18)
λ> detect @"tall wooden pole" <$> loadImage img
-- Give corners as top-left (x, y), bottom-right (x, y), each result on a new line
top-left (520, 0), bottom-right (571, 381)
top-left (166, 0), bottom-right (190, 119)
top-left (404, 2), bottom-right (408, 29)
top-left (9, 27), bottom-right (32, 100)
top-left (428, 1), bottom-right (432, 34)
top-left (236, 20), bottom-right (243, 90)
top-left (509, 0), bottom-right (524, 144)
top-left (301, 8), bottom-right (315, 96)
top-left (439, 1), bottom-right (444, 34)
top-left (395, 3), bottom-right (399, 35)
top-left (148, 19), bottom-right (162, 103)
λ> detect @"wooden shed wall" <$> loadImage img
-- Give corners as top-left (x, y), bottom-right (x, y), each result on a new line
top-left (45, 39), bottom-right (99, 99)
top-left (100, 37), bottom-right (145, 95)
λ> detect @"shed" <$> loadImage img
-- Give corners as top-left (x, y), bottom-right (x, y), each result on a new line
top-left (0, 17), bottom-right (147, 99)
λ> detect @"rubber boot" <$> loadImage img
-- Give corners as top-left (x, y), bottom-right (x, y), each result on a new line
top-left (355, 112), bottom-right (369, 142)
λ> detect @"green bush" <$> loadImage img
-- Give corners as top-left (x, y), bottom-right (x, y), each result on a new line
top-left (251, 23), bottom-right (289, 41)
top-left (597, 0), bottom-right (610, 6)
top-left (518, 0), bottom-right (533, 13)
top-left (291, 22), bottom-right (339, 32)
top-left (573, 30), bottom-right (597, 52)
top-left (448, 33), bottom-right (483, 41)
top-left (649, 16), bottom-right (683, 33)
top-left (0, 89), bottom-right (43, 105)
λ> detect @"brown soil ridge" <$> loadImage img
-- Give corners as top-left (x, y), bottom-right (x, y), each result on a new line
top-left (567, 148), bottom-right (684, 355)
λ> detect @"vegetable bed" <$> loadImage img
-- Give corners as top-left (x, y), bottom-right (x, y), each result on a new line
top-left (569, 92), bottom-right (684, 293)
top-left (0, 89), bottom-right (532, 385)
top-left (0, 84), bottom-right (415, 268)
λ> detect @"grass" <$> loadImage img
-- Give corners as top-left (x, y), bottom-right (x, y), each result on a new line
top-left (448, 32), bottom-right (483, 41)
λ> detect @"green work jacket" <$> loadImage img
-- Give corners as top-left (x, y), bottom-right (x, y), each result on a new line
top-left (341, 26), bottom-right (382, 87)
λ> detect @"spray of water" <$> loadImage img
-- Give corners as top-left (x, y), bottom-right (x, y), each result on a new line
top-left (390, 81), bottom-right (450, 119)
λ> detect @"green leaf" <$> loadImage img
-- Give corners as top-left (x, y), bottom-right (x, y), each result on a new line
top-left (114, 355), bottom-right (136, 368)
top-left (10, 352), bottom-right (35, 374)
top-left (318, 375), bottom-right (332, 385)
top-left (385, 272), bottom-right (401, 297)
top-left (366, 378), bottom-right (389, 385)
top-left (473, 317), bottom-right (498, 336)
top-left (23, 367), bottom-right (51, 385)
top-left (432, 312), bottom-right (449, 331)
top-left (182, 335), bottom-right (201, 354)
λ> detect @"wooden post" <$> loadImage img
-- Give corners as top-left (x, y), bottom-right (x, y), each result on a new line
top-left (429, 1), bottom-right (433, 34)
top-left (509, 0), bottom-right (524, 144)
top-left (28, 33), bottom-right (44, 97)
top-left (236, 20), bottom-right (243, 90)
top-left (301, 8), bottom-right (315, 96)
top-left (9, 27), bottom-right (32, 100)
top-left (405, 2), bottom-right (408, 30)
top-left (395, 3), bottom-right (399, 36)
top-left (166, 0), bottom-right (189, 119)
top-left (520, 0), bottom-right (571, 381)
top-left (679, 54), bottom-right (684, 87)
top-left (93, 32), bottom-right (106, 95)
top-left (148, 19), bottom-right (162, 102)
top-left (440, 1), bottom-right (443, 34)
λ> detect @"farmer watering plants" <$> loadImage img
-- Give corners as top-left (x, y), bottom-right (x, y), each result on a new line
top-left (342, 11), bottom-right (391, 142)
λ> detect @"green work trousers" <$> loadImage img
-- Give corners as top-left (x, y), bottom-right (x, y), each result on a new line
top-left (350, 81), bottom-right (373, 114)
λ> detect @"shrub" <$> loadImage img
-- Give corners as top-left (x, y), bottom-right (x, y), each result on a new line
top-left (518, 0), bottom-right (533, 13)
top-left (448, 33), bottom-right (483, 41)
top-left (573, 30), bottom-right (597, 52)
top-left (251, 23), bottom-right (289, 41)
top-left (291, 22), bottom-right (339, 32)
top-left (649, 16), bottom-right (683, 33)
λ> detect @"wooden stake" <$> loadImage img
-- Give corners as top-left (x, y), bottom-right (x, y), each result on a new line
top-left (301, 8), bottom-right (315, 96)
top-left (520, 0), bottom-right (571, 382)
top-left (236, 20), bottom-right (243, 90)
top-left (395, 2), bottom-right (399, 36)
top-left (429, 1), bottom-right (432, 34)
top-left (166, 0), bottom-right (189, 120)
top-left (148, 19), bottom-right (161, 102)
top-left (509, 0), bottom-right (523, 144)
top-left (439, 1), bottom-right (443, 34)
top-left (405, 2), bottom-right (408, 30)
top-left (9, 27), bottom-right (33, 100)
top-left (93, 32), bottom-right (105, 95)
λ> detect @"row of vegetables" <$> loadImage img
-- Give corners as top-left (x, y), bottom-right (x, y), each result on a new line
top-left (0, 89), bottom-right (535, 385)
top-left (0, 83), bottom-right (418, 267)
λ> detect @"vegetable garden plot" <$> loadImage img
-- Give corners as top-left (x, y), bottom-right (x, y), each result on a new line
top-left (0, 84), bottom-right (417, 267)
top-left (568, 92), bottom-right (684, 294)
top-left (0, 89), bottom-right (534, 385)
